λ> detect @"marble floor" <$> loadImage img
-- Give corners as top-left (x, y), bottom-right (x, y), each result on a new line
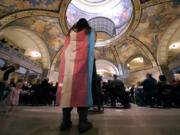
top-left (0, 105), bottom-right (180, 135)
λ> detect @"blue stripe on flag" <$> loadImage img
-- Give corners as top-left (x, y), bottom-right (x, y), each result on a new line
top-left (86, 29), bottom-right (95, 106)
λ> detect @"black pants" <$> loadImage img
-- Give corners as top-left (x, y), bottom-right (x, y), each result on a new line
top-left (144, 92), bottom-right (155, 106)
top-left (62, 107), bottom-right (88, 113)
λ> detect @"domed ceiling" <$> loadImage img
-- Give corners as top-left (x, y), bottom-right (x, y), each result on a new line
top-left (66, 0), bottom-right (133, 46)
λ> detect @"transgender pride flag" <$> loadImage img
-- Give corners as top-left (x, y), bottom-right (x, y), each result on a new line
top-left (56, 29), bottom-right (95, 108)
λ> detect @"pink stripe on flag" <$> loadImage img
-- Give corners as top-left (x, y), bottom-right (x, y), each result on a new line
top-left (70, 32), bottom-right (88, 106)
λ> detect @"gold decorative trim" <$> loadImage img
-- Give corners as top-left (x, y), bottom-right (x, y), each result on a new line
top-left (0, 9), bottom-right (59, 30)
top-left (59, 0), bottom-right (71, 35)
top-left (141, 0), bottom-right (172, 9)
top-left (110, 46), bottom-right (124, 74)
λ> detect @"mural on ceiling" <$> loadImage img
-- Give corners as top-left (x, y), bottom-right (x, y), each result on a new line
top-left (66, 0), bottom-right (133, 35)
top-left (8, 16), bottom-right (65, 52)
top-left (95, 47), bottom-right (117, 66)
top-left (115, 42), bottom-right (142, 63)
top-left (0, 0), bottom-right (61, 17)
top-left (133, 2), bottom-right (180, 53)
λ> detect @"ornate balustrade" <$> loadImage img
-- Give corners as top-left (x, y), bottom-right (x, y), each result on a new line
top-left (0, 42), bottom-right (42, 73)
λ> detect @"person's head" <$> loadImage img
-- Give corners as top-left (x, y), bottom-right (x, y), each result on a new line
top-left (24, 81), bottom-right (28, 86)
top-left (16, 79), bottom-right (23, 89)
top-left (13, 64), bottom-right (20, 70)
top-left (10, 78), bottom-right (15, 82)
top-left (36, 79), bottom-right (41, 84)
top-left (159, 75), bottom-right (166, 82)
top-left (76, 18), bottom-right (91, 32)
top-left (146, 73), bottom-right (152, 79)
top-left (136, 81), bottom-right (141, 87)
top-left (42, 79), bottom-right (48, 85)
top-left (113, 75), bottom-right (118, 80)
top-left (56, 82), bottom-right (58, 86)
top-left (108, 80), bottom-right (112, 84)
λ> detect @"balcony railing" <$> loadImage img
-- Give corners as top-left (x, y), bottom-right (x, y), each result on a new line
top-left (0, 42), bottom-right (42, 73)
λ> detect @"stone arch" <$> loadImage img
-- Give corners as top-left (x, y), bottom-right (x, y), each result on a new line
top-left (1, 26), bottom-right (50, 69)
top-left (127, 36), bottom-right (158, 67)
top-left (96, 59), bottom-right (120, 76)
top-left (157, 18), bottom-right (180, 65)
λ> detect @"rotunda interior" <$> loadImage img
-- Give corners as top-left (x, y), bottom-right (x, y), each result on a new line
top-left (0, 1), bottom-right (180, 135)
top-left (0, 0), bottom-right (179, 85)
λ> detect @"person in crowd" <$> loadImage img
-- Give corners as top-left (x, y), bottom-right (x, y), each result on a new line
top-left (141, 73), bottom-right (158, 107)
top-left (51, 82), bottom-right (58, 106)
top-left (172, 78), bottom-right (180, 107)
top-left (135, 81), bottom-right (145, 106)
top-left (157, 75), bottom-right (173, 107)
top-left (129, 85), bottom-right (135, 103)
top-left (110, 75), bottom-right (130, 108)
top-left (56, 18), bottom-right (95, 133)
top-left (40, 79), bottom-right (51, 105)
top-left (1, 79), bottom-right (30, 112)
top-left (19, 82), bottom-right (31, 105)
top-left (1, 64), bottom-right (20, 82)
top-left (91, 59), bottom-right (103, 112)
top-left (9, 78), bottom-right (16, 87)
top-left (48, 82), bottom-right (56, 106)
top-left (0, 81), bottom-right (7, 101)
top-left (31, 79), bottom-right (41, 105)
top-left (102, 81), bottom-right (111, 105)
top-left (0, 64), bottom-right (19, 101)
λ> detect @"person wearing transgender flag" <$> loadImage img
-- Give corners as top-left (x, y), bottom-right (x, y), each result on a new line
top-left (56, 18), bottom-right (95, 133)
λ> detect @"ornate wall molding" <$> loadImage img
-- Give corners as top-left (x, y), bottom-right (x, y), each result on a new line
top-left (0, 9), bottom-right (59, 30)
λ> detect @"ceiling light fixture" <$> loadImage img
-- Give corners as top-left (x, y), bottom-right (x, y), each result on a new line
top-left (31, 51), bottom-right (41, 57)
top-left (134, 57), bottom-right (144, 63)
top-left (169, 43), bottom-right (180, 49)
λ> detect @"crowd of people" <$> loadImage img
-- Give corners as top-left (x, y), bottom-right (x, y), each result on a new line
top-left (97, 73), bottom-right (180, 109)
top-left (135, 74), bottom-right (180, 108)
top-left (0, 64), bottom-right (180, 109)
top-left (0, 78), bottom-right (58, 106)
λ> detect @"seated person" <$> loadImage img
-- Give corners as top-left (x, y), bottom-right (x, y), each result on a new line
top-left (110, 75), bottom-right (130, 108)
top-left (157, 75), bottom-right (173, 107)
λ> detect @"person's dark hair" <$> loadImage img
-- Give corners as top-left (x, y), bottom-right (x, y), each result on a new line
top-left (146, 73), bottom-right (152, 78)
top-left (113, 75), bottom-right (118, 79)
top-left (68, 18), bottom-right (91, 35)
top-left (159, 75), bottom-right (166, 82)
top-left (42, 79), bottom-right (48, 85)
top-left (76, 18), bottom-right (91, 32)
top-left (16, 79), bottom-right (23, 83)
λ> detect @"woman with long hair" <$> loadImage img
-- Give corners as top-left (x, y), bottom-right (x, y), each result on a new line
top-left (56, 18), bottom-right (95, 133)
